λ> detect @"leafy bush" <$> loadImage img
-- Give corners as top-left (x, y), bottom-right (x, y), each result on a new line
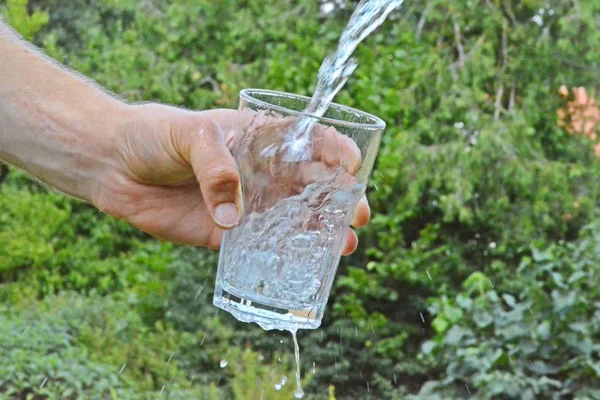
top-left (0, 292), bottom-right (230, 398)
top-left (414, 222), bottom-right (600, 399)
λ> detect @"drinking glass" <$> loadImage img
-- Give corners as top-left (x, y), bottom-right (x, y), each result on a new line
top-left (213, 89), bottom-right (385, 330)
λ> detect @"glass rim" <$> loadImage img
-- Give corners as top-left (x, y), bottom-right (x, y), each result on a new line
top-left (239, 88), bottom-right (386, 130)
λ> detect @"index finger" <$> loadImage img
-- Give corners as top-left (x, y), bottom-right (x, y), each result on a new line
top-left (312, 125), bottom-right (362, 174)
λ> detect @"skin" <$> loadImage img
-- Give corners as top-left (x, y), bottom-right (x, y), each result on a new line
top-left (0, 21), bottom-right (370, 255)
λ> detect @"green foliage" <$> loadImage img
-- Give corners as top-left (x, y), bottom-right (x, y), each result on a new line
top-left (1, 0), bottom-right (600, 398)
top-left (0, 172), bottom-right (174, 307)
top-left (0, 292), bottom-right (228, 399)
top-left (413, 222), bottom-right (600, 399)
top-left (0, 0), bottom-right (48, 40)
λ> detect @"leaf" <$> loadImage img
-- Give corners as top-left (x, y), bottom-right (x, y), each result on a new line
top-left (588, 360), bottom-right (600, 378)
top-left (502, 294), bottom-right (517, 308)
top-left (421, 340), bottom-right (436, 355)
top-left (432, 316), bottom-right (449, 334)
top-left (536, 321), bottom-right (551, 340)
top-left (444, 306), bottom-right (464, 324)
top-left (532, 246), bottom-right (553, 262)
top-left (444, 325), bottom-right (471, 346)
top-left (527, 361), bottom-right (560, 375)
top-left (552, 290), bottom-right (577, 313)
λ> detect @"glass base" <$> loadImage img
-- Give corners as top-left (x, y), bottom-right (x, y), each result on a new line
top-left (213, 285), bottom-right (323, 331)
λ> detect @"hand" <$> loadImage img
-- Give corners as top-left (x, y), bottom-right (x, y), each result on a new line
top-left (92, 103), bottom-right (371, 253)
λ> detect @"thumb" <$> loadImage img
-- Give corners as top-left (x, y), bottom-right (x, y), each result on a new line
top-left (175, 114), bottom-right (242, 229)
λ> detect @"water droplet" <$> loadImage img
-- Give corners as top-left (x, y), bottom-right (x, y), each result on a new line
top-left (313, 362), bottom-right (316, 374)
top-left (445, 249), bottom-right (451, 255)
top-left (167, 353), bottom-right (174, 364)
top-left (487, 279), bottom-right (494, 288)
top-left (220, 360), bottom-right (228, 368)
top-left (426, 270), bottom-right (432, 280)
top-left (393, 373), bottom-right (397, 384)
top-left (281, 376), bottom-right (288, 385)
top-left (21, 326), bottom-right (30, 336)
top-left (420, 312), bottom-right (425, 323)
top-left (194, 282), bottom-right (207, 299)
top-left (454, 121), bottom-right (465, 129)
top-left (475, 233), bottom-right (481, 239)
top-left (200, 334), bottom-right (207, 345)
top-left (275, 383), bottom-right (282, 391)
top-left (367, 381), bottom-right (371, 392)
top-left (466, 383), bottom-right (471, 394)
top-left (355, 326), bottom-right (358, 337)
top-left (489, 242), bottom-right (497, 249)
top-left (159, 385), bottom-right (165, 396)
top-left (431, 200), bottom-right (438, 207)
top-left (508, 354), bottom-right (513, 364)
top-left (278, 357), bottom-right (282, 363)
top-left (40, 378), bottom-right (48, 388)
top-left (119, 363), bottom-right (127, 374)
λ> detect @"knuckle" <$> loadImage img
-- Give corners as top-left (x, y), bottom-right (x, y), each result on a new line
top-left (203, 166), bottom-right (240, 192)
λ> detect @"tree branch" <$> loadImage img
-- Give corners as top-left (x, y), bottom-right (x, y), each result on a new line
top-left (494, 25), bottom-right (508, 121)
top-left (509, 81), bottom-right (516, 111)
top-left (453, 22), bottom-right (466, 66)
top-left (502, 0), bottom-right (517, 25)
top-left (448, 35), bottom-right (485, 73)
top-left (416, 3), bottom-right (431, 42)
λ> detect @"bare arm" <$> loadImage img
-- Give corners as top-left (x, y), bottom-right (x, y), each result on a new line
top-left (0, 20), bottom-right (125, 201)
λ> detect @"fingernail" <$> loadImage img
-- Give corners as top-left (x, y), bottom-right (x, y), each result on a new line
top-left (214, 203), bottom-right (240, 228)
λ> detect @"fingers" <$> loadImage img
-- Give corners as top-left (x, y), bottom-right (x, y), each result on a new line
top-left (351, 195), bottom-right (370, 228)
top-left (175, 115), bottom-right (242, 229)
top-left (342, 229), bottom-right (359, 256)
top-left (313, 126), bottom-right (362, 174)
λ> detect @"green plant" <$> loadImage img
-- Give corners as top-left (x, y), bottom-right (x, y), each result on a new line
top-left (413, 222), bottom-right (600, 399)
top-left (0, 0), bottom-right (48, 40)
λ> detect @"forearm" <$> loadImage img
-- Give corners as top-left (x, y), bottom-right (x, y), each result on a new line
top-left (0, 21), bottom-right (125, 202)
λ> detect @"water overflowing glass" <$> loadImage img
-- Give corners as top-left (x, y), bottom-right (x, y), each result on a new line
top-left (213, 0), bottom-right (402, 397)
top-left (281, 0), bottom-right (403, 163)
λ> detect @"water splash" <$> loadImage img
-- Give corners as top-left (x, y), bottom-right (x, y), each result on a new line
top-left (219, 359), bottom-right (228, 368)
top-left (280, 0), bottom-right (403, 162)
top-left (291, 329), bottom-right (304, 399)
top-left (274, 375), bottom-right (288, 391)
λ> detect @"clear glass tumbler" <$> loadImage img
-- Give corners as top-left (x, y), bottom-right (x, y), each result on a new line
top-left (213, 89), bottom-right (385, 330)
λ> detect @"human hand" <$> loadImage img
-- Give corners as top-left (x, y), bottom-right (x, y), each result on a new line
top-left (92, 104), bottom-right (370, 253)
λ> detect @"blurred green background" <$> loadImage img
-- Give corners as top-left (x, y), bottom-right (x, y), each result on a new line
top-left (1, 0), bottom-right (600, 398)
